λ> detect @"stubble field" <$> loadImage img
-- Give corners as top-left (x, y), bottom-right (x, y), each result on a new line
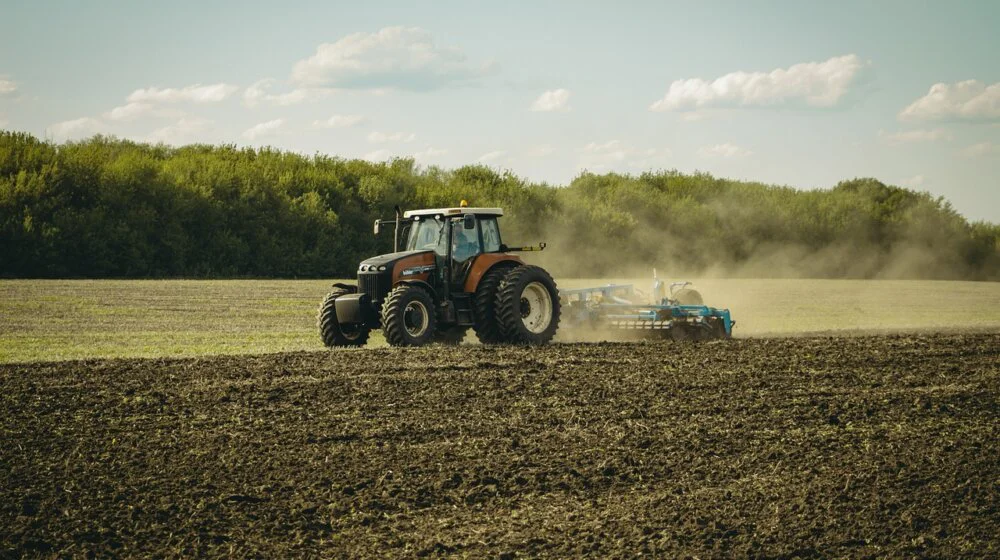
top-left (2, 278), bottom-right (999, 363)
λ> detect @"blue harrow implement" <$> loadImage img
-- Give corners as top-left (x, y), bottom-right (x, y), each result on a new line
top-left (559, 274), bottom-right (735, 340)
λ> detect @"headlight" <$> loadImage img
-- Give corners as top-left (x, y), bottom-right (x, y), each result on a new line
top-left (378, 265), bottom-right (387, 271)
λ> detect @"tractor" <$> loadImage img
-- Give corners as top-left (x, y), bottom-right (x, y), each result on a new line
top-left (318, 202), bottom-right (560, 347)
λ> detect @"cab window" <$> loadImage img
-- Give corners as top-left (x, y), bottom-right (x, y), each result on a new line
top-left (451, 218), bottom-right (481, 262)
top-left (481, 218), bottom-right (502, 252)
top-left (406, 217), bottom-right (448, 256)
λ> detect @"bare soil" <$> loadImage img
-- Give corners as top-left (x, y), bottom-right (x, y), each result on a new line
top-left (2, 334), bottom-right (998, 558)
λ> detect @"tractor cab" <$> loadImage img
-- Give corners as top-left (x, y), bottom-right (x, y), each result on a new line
top-left (401, 207), bottom-right (504, 289)
top-left (318, 203), bottom-right (560, 348)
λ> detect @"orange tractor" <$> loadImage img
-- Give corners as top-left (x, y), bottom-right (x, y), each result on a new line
top-left (318, 203), bottom-right (559, 347)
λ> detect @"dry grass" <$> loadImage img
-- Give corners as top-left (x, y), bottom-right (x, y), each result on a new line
top-left (2, 278), bottom-right (999, 363)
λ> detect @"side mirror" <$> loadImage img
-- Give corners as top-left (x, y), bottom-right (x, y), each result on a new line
top-left (463, 214), bottom-right (476, 230)
top-left (373, 220), bottom-right (380, 235)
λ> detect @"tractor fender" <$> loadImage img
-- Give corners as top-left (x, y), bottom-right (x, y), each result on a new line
top-left (394, 279), bottom-right (437, 300)
top-left (463, 254), bottom-right (524, 293)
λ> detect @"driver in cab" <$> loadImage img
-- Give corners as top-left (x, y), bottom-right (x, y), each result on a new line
top-left (452, 225), bottom-right (480, 263)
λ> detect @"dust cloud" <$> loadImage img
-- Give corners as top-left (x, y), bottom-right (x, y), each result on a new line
top-left (509, 206), bottom-right (1000, 340)
top-left (520, 195), bottom-right (989, 282)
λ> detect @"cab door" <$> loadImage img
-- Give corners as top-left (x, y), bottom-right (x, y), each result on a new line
top-left (450, 216), bottom-right (483, 288)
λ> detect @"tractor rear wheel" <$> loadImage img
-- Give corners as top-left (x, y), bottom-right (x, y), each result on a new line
top-left (382, 284), bottom-right (437, 347)
top-left (473, 266), bottom-right (511, 344)
top-left (495, 265), bottom-right (561, 345)
top-left (317, 287), bottom-right (370, 347)
top-left (673, 288), bottom-right (704, 305)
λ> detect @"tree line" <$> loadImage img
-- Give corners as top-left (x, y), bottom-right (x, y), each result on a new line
top-left (1, 131), bottom-right (997, 280)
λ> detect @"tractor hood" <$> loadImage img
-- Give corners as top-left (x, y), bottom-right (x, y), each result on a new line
top-left (358, 250), bottom-right (434, 271)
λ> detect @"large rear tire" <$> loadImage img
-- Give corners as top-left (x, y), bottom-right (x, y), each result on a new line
top-left (382, 284), bottom-right (437, 347)
top-left (317, 287), bottom-right (370, 347)
top-left (495, 265), bottom-right (561, 345)
top-left (473, 266), bottom-right (511, 344)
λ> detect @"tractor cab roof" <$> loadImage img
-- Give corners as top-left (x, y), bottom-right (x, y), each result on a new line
top-left (403, 207), bottom-right (504, 219)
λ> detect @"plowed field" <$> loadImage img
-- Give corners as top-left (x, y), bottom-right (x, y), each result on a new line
top-left (2, 334), bottom-right (998, 558)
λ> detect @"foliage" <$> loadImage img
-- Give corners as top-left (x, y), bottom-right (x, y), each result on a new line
top-left (1, 131), bottom-right (997, 279)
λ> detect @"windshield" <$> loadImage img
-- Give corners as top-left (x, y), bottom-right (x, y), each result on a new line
top-left (405, 217), bottom-right (448, 255)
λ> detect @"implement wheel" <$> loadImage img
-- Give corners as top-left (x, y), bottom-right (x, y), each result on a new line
top-left (495, 265), bottom-right (561, 345)
top-left (382, 284), bottom-right (437, 347)
top-left (317, 287), bottom-right (370, 347)
top-left (673, 288), bottom-right (704, 305)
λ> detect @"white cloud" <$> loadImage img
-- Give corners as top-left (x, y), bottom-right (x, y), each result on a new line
top-left (368, 131), bottom-right (415, 143)
top-left (879, 128), bottom-right (953, 146)
top-left (0, 117), bottom-right (8, 128)
top-left (105, 102), bottom-right (154, 121)
top-left (291, 26), bottom-right (493, 90)
top-left (243, 78), bottom-right (332, 107)
top-left (147, 117), bottom-right (212, 145)
top-left (243, 80), bottom-right (271, 107)
top-left (312, 114), bottom-right (367, 128)
top-left (477, 150), bottom-right (506, 163)
top-left (104, 102), bottom-right (183, 122)
top-left (531, 88), bottom-right (571, 112)
top-left (899, 80), bottom-right (1000, 122)
top-left (579, 141), bottom-right (671, 171)
top-left (582, 140), bottom-right (628, 162)
top-left (364, 149), bottom-right (393, 161)
top-left (127, 83), bottom-right (238, 104)
top-left (242, 118), bottom-right (286, 140)
top-left (650, 54), bottom-right (866, 112)
top-left (697, 143), bottom-right (753, 158)
top-left (412, 146), bottom-right (448, 162)
top-left (962, 141), bottom-right (1000, 158)
top-left (267, 90), bottom-right (312, 106)
top-left (101, 83), bottom-right (231, 124)
top-left (0, 78), bottom-right (16, 97)
top-left (898, 175), bottom-right (925, 187)
top-left (47, 117), bottom-right (104, 142)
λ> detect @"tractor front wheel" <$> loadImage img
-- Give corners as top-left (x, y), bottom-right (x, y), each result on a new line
top-left (495, 265), bottom-right (561, 345)
top-left (317, 287), bottom-right (370, 347)
top-left (382, 284), bottom-right (437, 347)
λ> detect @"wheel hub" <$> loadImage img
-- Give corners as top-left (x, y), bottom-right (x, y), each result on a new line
top-left (519, 281), bottom-right (553, 334)
top-left (403, 301), bottom-right (429, 337)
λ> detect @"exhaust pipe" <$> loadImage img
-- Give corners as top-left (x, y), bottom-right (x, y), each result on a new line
top-left (393, 205), bottom-right (401, 253)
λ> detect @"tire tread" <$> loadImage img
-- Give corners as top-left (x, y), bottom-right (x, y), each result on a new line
top-left (382, 284), bottom-right (436, 347)
top-left (317, 287), bottom-right (370, 347)
top-left (495, 265), bottom-right (561, 345)
top-left (473, 266), bottom-right (511, 344)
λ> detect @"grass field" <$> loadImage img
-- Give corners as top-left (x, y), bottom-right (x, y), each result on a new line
top-left (1, 278), bottom-right (999, 363)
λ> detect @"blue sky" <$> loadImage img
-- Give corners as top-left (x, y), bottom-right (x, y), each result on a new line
top-left (1, 0), bottom-right (998, 221)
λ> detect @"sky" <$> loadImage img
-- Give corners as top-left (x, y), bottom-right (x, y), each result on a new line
top-left (1, 0), bottom-right (998, 221)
